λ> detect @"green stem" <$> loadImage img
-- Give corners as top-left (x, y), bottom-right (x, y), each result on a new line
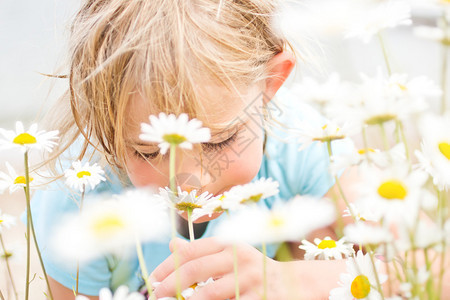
top-left (262, 242), bottom-right (267, 300)
top-left (441, 14), bottom-right (449, 114)
top-left (378, 32), bottom-right (392, 76)
top-left (24, 151), bottom-right (53, 300)
top-left (168, 144), bottom-right (182, 299)
top-left (325, 141), bottom-right (350, 230)
top-left (424, 249), bottom-right (434, 300)
top-left (233, 244), bottom-right (240, 300)
top-left (76, 188), bottom-right (85, 295)
top-left (396, 120), bottom-right (410, 164)
top-left (136, 236), bottom-right (155, 300)
top-left (368, 249), bottom-right (385, 300)
top-left (0, 234), bottom-right (18, 300)
top-left (187, 208), bottom-right (195, 242)
top-left (169, 144), bottom-right (177, 194)
top-left (378, 123), bottom-right (390, 151)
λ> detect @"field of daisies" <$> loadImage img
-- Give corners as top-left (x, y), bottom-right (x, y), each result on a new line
top-left (1, 0), bottom-right (450, 299)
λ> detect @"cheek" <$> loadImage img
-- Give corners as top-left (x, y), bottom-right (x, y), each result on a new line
top-left (125, 157), bottom-right (167, 188)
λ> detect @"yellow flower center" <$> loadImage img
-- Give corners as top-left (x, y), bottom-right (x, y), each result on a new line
top-left (397, 83), bottom-right (407, 91)
top-left (365, 114), bottom-right (396, 125)
top-left (377, 180), bottom-right (408, 200)
top-left (0, 219), bottom-right (3, 224)
top-left (175, 202), bottom-right (202, 212)
top-left (351, 275), bottom-right (371, 299)
top-left (1, 251), bottom-right (13, 259)
top-left (77, 171), bottom-right (92, 178)
top-left (163, 134), bottom-right (187, 145)
top-left (241, 193), bottom-right (263, 204)
top-left (268, 215), bottom-right (285, 228)
top-left (438, 142), bottom-right (450, 160)
top-left (91, 214), bottom-right (126, 238)
top-left (357, 148), bottom-right (375, 155)
top-left (13, 133), bottom-right (37, 145)
top-left (13, 176), bottom-right (34, 185)
top-left (317, 239), bottom-right (337, 249)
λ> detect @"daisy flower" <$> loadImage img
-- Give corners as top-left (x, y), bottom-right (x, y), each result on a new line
top-left (0, 121), bottom-right (59, 153)
top-left (64, 160), bottom-right (106, 192)
top-left (290, 73), bottom-right (354, 114)
top-left (343, 203), bottom-right (380, 223)
top-left (356, 164), bottom-right (429, 225)
top-left (0, 162), bottom-right (45, 194)
top-left (293, 120), bottom-right (359, 151)
top-left (215, 196), bottom-right (335, 245)
top-left (0, 209), bottom-right (16, 232)
top-left (140, 113), bottom-right (211, 154)
top-left (330, 143), bottom-right (406, 176)
top-left (329, 250), bottom-right (387, 300)
top-left (415, 113), bottom-right (450, 190)
top-left (344, 222), bottom-right (393, 247)
top-left (51, 189), bottom-right (169, 263)
top-left (345, 0), bottom-right (412, 43)
top-left (75, 285), bottom-right (144, 300)
top-left (299, 236), bottom-right (354, 260)
top-left (159, 187), bottom-right (218, 221)
top-left (220, 178), bottom-right (279, 211)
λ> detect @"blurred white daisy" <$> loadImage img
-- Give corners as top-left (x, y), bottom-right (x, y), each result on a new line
top-left (290, 73), bottom-right (354, 114)
top-left (415, 113), bottom-right (450, 190)
top-left (356, 164), bottom-right (429, 225)
top-left (299, 237), bottom-right (354, 260)
top-left (343, 203), bottom-right (380, 223)
top-left (159, 187), bottom-right (218, 221)
top-left (0, 210), bottom-right (16, 232)
top-left (140, 113), bottom-right (211, 154)
top-left (344, 222), bottom-right (393, 247)
top-left (64, 160), bottom-right (106, 192)
top-left (0, 162), bottom-right (45, 194)
top-left (413, 25), bottom-right (449, 43)
top-left (330, 143), bottom-right (406, 176)
top-left (345, 0), bottom-right (412, 43)
top-left (220, 178), bottom-right (279, 211)
top-left (329, 250), bottom-right (387, 300)
top-left (396, 220), bottom-right (444, 252)
top-left (332, 68), bottom-right (432, 127)
top-left (0, 121), bottom-right (59, 153)
top-left (52, 189), bottom-right (169, 263)
top-left (0, 242), bottom-right (25, 264)
top-left (293, 120), bottom-right (359, 151)
top-left (215, 196), bottom-right (335, 245)
top-left (75, 285), bottom-right (144, 300)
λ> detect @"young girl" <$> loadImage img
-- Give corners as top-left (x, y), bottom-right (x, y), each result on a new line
top-left (32, 0), bottom-right (355, 298)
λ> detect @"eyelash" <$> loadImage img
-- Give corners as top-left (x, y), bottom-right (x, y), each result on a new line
top-left (134, 132), bottom-right (238, 160)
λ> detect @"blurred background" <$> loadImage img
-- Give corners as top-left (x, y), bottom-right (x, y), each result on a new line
top-left (0, 0), bottom-right (446, 299)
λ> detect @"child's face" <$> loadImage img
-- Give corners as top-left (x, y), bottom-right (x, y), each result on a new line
top-left (124, 83), bottom-right (267, 221)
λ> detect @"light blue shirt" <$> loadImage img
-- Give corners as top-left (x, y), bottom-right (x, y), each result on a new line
top-left (26, 87), bottom-right (353, 295)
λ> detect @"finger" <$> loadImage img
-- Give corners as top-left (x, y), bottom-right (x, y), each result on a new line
top-left (189, 273), bottom-right (241, 300)
top-left (151, 237), bottom-right (227, 282)
top-left (154, 250), bottom-right (234, 298)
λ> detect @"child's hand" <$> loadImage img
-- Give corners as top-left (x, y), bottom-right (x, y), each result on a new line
top-left (150, 237), bottom-right (295, 300)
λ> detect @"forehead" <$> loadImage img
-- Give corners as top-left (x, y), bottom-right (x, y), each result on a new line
top-left (125, 82), bottom-right (264, 135)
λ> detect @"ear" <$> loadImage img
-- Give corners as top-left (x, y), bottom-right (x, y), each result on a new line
top-left (264, 51), bottom-right (296, 102)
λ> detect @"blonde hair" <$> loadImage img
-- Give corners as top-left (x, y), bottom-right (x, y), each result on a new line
top-left (48, 0), bottom-right (294, 170)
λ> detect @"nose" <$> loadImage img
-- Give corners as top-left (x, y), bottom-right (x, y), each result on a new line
top-left (174, 161), bottom-right (213, 193)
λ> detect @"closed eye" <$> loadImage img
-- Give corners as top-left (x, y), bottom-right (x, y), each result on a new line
top-left (134, 149), bottom-right (160, 160)
top-left (202, 132), bottom-right (237, 152)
